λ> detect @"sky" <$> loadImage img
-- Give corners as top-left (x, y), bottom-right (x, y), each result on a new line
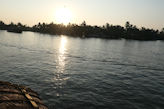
top-left (0, 0), bottom-right (164, 30)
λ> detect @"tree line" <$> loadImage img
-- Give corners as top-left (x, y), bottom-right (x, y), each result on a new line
top-left (0, 20), bottom-right (164, 40)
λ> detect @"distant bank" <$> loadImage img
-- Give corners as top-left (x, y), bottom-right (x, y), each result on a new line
top-left (0, 20), bottom-right (164, 40)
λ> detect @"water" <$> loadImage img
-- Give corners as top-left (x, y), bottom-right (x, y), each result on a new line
top-left (0, 30), bottom-right (164, 109)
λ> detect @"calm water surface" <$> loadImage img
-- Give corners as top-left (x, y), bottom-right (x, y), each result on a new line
top-left (0, 30), bottom-right (164, 109)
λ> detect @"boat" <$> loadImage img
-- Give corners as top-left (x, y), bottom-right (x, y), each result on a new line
top-left (0, 81), bottom-right (48, 109)
top-left (7, 29), bottom-right (22, 33)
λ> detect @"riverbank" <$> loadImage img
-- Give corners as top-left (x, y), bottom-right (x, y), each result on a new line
top-left (1, 20), bottom-right (164, 40)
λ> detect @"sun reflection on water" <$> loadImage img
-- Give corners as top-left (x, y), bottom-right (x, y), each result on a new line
top-left (59, 36), bottom-right (67, 55)
top-left (58, 36), bottom-right (67, 71)
top-left (54, 36), bottom-right (69, 96)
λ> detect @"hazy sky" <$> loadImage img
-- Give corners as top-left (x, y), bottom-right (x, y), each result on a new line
top-left (0, 0), bottom-right (164, 29)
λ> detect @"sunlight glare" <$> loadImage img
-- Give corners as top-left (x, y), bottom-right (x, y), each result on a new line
top-left (56, 36), bottom-right (68, 76)
top-left (55, 8), bottom-right (73, 25)
top-left (59, 36), bottom-right (67, 54)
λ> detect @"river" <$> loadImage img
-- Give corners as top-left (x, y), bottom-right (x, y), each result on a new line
top-left (0, 30), bottom-right (164, 109)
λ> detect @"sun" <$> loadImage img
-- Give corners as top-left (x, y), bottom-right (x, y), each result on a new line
top-left (55, 8), bottom-right (73, 25)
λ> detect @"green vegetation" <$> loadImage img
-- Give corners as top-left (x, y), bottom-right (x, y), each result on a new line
top-left (0, 20), bottom-right (164, 40)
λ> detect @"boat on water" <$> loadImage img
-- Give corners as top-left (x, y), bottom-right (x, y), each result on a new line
top-left (7, 29), bottom-right (22, 33)
top-left (0, 81), bottom-right (48, 109)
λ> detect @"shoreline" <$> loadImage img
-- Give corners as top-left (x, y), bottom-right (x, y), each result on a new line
top-left (0, 21), bottom-right (164, 41)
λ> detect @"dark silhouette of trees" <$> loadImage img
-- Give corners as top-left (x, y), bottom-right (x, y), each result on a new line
top-left (0, 21), bottom-right (30, 33)
top-left (81, 21), bottom-right (86, 27)
top-left (104, 24), bottom-right (125, 39)
top-left (0, 21), bottom-right (6, 30)
top-left (161, 28), bottom-right (164, 33)
top-left (0, 20), bottom-right (164, 40)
